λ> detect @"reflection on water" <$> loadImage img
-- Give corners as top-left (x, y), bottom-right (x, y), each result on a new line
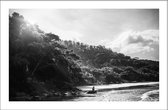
top-left (72, 82), bottom-right (159, 101)
top-left (77, 82), bottom-right (159, 91)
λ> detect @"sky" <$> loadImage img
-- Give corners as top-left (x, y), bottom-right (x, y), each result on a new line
top-left (9, 9), bottom-right (159, 61)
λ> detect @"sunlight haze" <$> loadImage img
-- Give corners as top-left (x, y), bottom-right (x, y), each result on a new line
top-left (9, 9), bottom-right (159, 61)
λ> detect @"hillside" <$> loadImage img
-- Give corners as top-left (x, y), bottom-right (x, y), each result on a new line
top-left (9, 12), bottom-right (159, 101)
top-left (63, 40), bottom-right (159, 84)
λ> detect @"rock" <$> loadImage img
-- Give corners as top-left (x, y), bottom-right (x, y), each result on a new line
top-left (87, 90), bottom-right (97, 94)
top-left (64, 92), bottom-right (71, 96)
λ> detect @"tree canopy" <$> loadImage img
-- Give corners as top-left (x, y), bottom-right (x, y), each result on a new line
top-left (9, 12), bottom-right (159, 101)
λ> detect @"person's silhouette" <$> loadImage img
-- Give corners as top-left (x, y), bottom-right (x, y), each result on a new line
top-left (92, 86), bottom-right (95, 92)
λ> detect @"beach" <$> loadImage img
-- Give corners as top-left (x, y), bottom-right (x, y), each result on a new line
top-left (71, 82), bottom-right (159, 101)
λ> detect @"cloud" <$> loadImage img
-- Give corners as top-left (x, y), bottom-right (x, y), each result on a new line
top-left (127, 35), bottom-right (153, 46)
top-left (10, 9), bottom-right (159, 60)
top-left (59, 30), bottom-right (82, 42)
top-left (106, 29), bottom-right (159, 60)
top-left (120, 44), bottom-right (154, 54)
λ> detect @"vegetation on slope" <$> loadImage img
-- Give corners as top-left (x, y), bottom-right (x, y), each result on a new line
top-left (63, 40), bottom-right (159, 84)
top-left (9, 12), bottom-right (84, 100)
top-left (9, 12), bottom-right (159, 101)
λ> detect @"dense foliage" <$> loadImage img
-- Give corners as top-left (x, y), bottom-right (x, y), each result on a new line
top-left (9, 12), bottom-right (159, 100)
top-left (9, 12), bottom-right (84, 100)
top-left (63, 40), bottom-right (159, 83)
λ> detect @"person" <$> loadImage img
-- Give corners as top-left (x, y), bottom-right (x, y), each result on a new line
top-left (87, 86), bottom-right (97, 94)
top-left (92, 86), bottom-right (95, 92)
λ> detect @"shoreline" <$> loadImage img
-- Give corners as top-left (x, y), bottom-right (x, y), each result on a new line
top-left (140, 90), bottom-right (159, 101)
top-left (71, 83), bottom-right (159, 101)
top-left (10, 82), bottom-right (159, 101)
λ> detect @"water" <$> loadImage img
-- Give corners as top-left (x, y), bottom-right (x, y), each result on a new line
top-left (141, 90), bottom-right (159, 101)
top-left (77, 82), bottom-right (159, 91)
top-left (72, 82), bottom-right (159, 101)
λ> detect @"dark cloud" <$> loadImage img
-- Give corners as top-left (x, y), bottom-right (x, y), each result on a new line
top-left (128, 35), bottom-right (154, 46)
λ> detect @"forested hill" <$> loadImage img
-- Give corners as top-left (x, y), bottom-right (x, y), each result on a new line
top-left (63, 40), bottom-right (158, 69)
top-left (63, 40), bottom-right (159, 84)
top-left (9, 12), bottom-right (159, 101)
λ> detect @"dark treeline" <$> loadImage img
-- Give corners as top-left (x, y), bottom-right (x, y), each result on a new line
top-left (9, 12), bottom-right (159, 101)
